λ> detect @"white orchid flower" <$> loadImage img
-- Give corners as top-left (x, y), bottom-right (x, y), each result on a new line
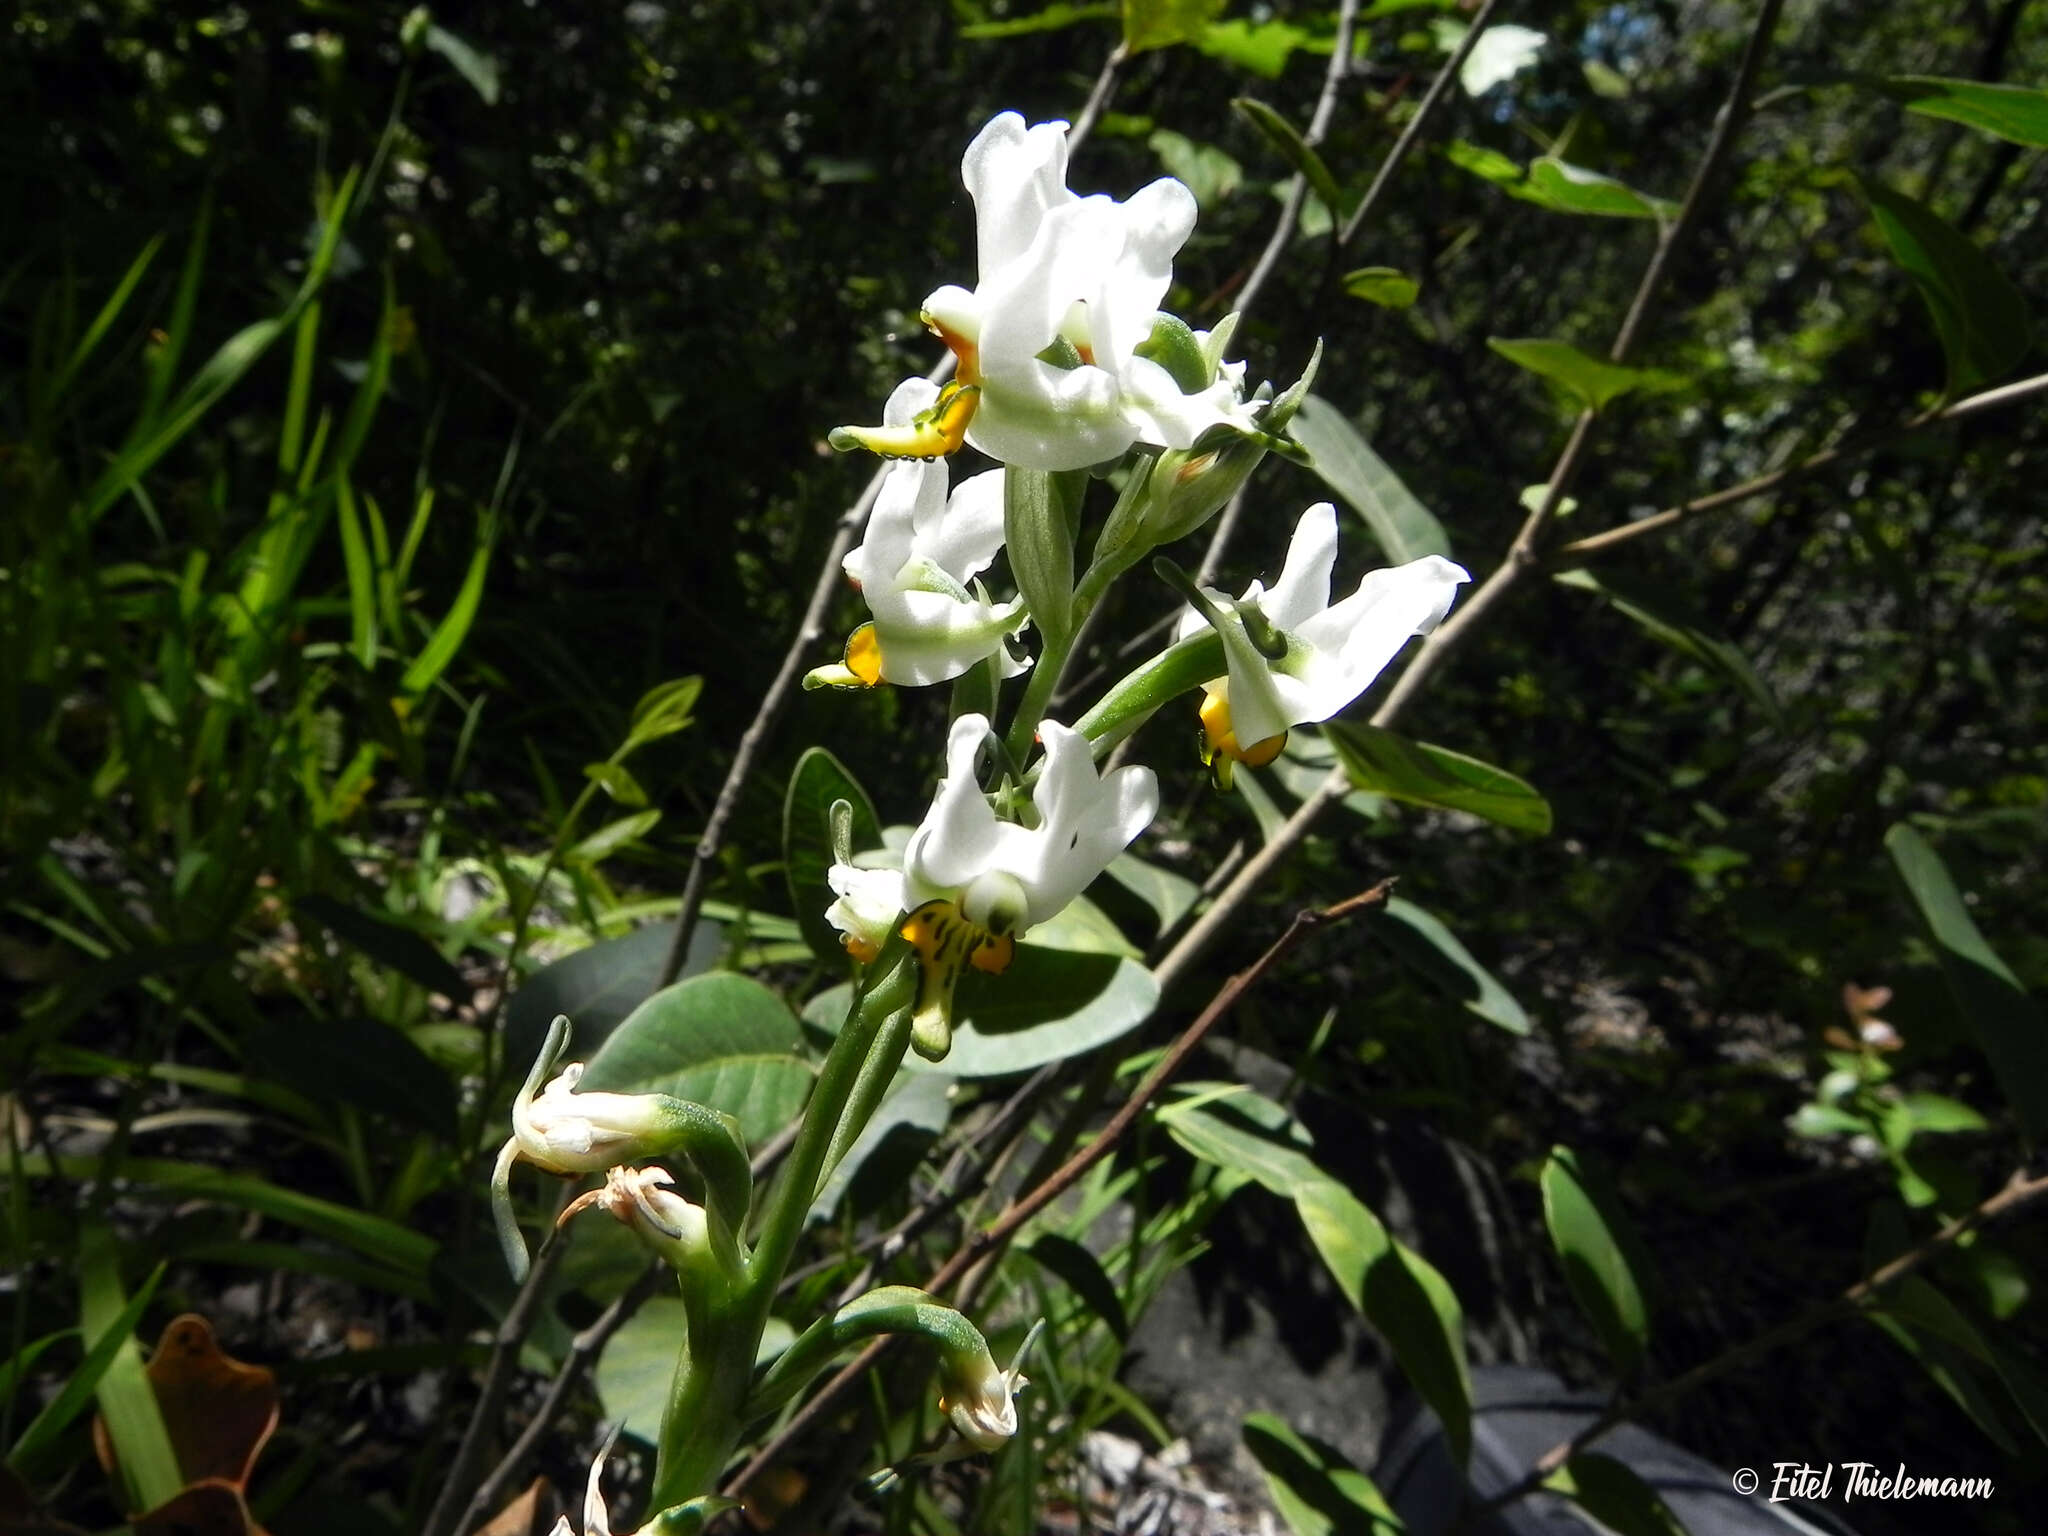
top-left (512, 1060), bottom-right (678, 1177)
top-left (1176, 503), bottom-right (1470, 786)
top-left (834, 113), bottom-right (1250, 472)
top-left (808, 381), bottom-right (1031, 689)
top-left (896, 712), bottom-right (1158, 1057)
top-left (1456, 24), bottom-right (1547, 96)
top-left (824, 860), bottom-right (905, 965)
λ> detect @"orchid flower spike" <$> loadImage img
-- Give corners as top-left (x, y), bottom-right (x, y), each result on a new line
top-left (896, 713), bottom-right (1157, 1057)
top-left (833, 113), bottom-right (1252, 472)
top-left (1175, 503), bottom-right (1470, 788)
top-left (808, 379), bottom-right (1030, 690)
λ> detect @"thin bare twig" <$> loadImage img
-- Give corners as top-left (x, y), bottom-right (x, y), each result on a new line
top-left (1482, 1166), bottom-right (2048, 1511)
top-left (721, 881), bottom-right (1396, 1498)
top-left (1549, 368), bottom-right (2048, 565)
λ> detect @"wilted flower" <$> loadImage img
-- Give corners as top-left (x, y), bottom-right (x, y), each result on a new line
top-left (896, 712), bottom-right (1157, 1056)
top-left (835, 113), bottom-right (1250, 472)
top-left (809, 379), bottom-right (1029, 689)
top-left (1176, 503), bottom-right (1469, 786)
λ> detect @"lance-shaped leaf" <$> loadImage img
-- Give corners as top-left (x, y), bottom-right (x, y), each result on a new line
top-left (1371, 898), bottom-right (1530, 1036)
top-left (1860, 176), bottom-right (2032, 399)
top-left (1324, 722), bottom-right (1551, 836)
top-left (1884, 823), bottom-right (2048, 1139)
top-left (1541, 1148), bottom-right (1654, 1372)
top-left (1881, 76), bottom-right (2048, 148)
top-left (1287, 397), bottom-right (1453, 564)
top-left (1487, 337), bottom-right (1687, 412)
top-left (1343, 267), bottom-right (1420, 310)
top-left (1233, 97), bottom-right (1346, 216)
top-left (1243, 1413), bottom-right (1407, 1536)
top-left (1554, 568), bottom-right (1782, 726)
top-left (1004, 466), bottom-right (1082, 648)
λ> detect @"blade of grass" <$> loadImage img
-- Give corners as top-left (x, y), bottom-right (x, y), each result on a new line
top-left (5, 1263), bottom-right (166, 1481)
top-left (336, 475), bottom-right (379, 669)
top-left (78, 1228), bottom-right (180, 1511)
top-left (45, 236), bottom-right (164, 412)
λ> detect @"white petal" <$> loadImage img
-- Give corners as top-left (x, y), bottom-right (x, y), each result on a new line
top-left (1011, 721), bottom-right (1159, 925)
top-left (1459, 25), bottom-right (1546, 97)
top-left (1082, 177), bottom-right (1196, 374)
top-left (1263, 503), bottom-right (1339, 631)
top-left (869, 589), bottom-right (1028, 687)
top-left (825, 863), bottom-right (905, 950)
top-left (922, 467), bottom-right (1008, 583)
top-left (1286, 554), bottom-right (1470, 722)
top-left (903, 714), bottom-right (1008, 903)
top-left (961, 113), bottom-right (1074, 277)
top-left (883, 374), bottom-right (941, 429)
top-left (844, 460), bottom-right (943, 591)
top-left (1117, 356), bottom-right (1252, 452)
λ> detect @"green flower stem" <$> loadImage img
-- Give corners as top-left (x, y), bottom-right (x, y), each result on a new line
top-left (742, 1286), bottom-right (995, 1425)
top-left (1068, 629), bottom-right (1224, 760)
top-left (820, 990), bottom-right (917, 1193)
top-left (649, 1280), bottom-right (758, 1508)
top-left (1002, 622), bottom-right (1077, 765)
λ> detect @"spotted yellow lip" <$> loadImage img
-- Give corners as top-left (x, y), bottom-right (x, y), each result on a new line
top-left (900, 898), bottom-right (1016, 1061)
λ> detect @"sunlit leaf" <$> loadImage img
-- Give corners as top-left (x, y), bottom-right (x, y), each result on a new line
top-left (1540, 1148), bottom-right (1654, 1371)
top-left (1486, 337), bottom-right (1687, 412)
top-left (1323, 722), bottom-right (1551, 836)
top-left (1881, 76), bottom-right (2048, 147)
top-left (1288, 396), bottom-right (1453, 564)
top-left (424, 24), bottom-right (499, 104)
top-left (1233, 98), bottom-right (1346, 217)
top-left (1542, 1453), bottom-right (1685, 1536)
top-left (1124, 0), bottom-right (1226, 53)
top-left (505, 920), bottom-right (723, 1071)
top-left (1243, 1413), bottom-right (1407, 1536)
top-left (1342, 267), bottom-right (1420, 310)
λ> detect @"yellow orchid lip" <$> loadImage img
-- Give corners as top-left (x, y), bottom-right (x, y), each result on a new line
top-left (1197, 690), bottom-right (1286, 791)
top-left (804, 622), bottom-right (886, 690)
top-left (827, 380), bottom-right (980, 460)
top-left (900, 898), bottom-right (1016, 1060)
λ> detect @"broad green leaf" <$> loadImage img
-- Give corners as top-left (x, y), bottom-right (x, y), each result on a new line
top-left (597, 1298), bottom-right (793, 1444)
top-left (1029, 1234), bottom-right (1131, 1340)
top-left (1124, 0), bottom-right (1225, 53)
top-left (1540, 1147), bottom-right (1654, 1371)
top-left (1343, 267), bottom-right (1420, 310)
top-left (1371, 898), bottom-right (1530, 1036)
top-left (1860, 177), bottom-right (2032, 399)
top-left (1323, 722), bottom-right (1551, 836)
top-left (1288, 396), bottom-right (1453, 563)
top-left (6, 1262), bottom-right (165, 1481)
top-left (1020, 892), bottom-right (1140, 958)
top-left (1197, 18), bottom-right (1311, 77)
top-left (1882, 76), bottom-right (2048, 148)
top-left (804, 946), bottom-right (1158, 1078)
top-left (579, 972), bottom-right (813, 1145)
top-left (424, 24), bottom-right (499, 104)
top-left (294, 891), bottom-right (466, 997)
top-left (567, 810), bottom-right (662, 867)
top-left (1005, 467), bottom-right (1080, 648)
top-left (1542, 1453), bottom-right (1685, 1536)
top-left (1106, 851), bottom-right (1200, 937)
top-left (1884, 824), bottom-right (2048, 1139)
top-left (960, 2), bottom-right (1115, 39)
top-left (504, 920), bottom-right (722, 1071)
top-left (1233, 98), bottom-right (1346, 218)
top-left (1486, 337), bottom-right (1686, 412)
top-left (246, 1015), bottom-right (460, 1142)
top-left (1554, 567), bottom-right (1783, 726)
top-left (1900, 1091), bottom-right (1988, 1135)
top-left (1295, 1181), bottom-right (1472, 1466)
top-left (1243, 1413), bottom-right (1407, 1536)
top-left (784, 747), bottom-right (884, 964)
top-left (1149, 128), bottom-right (1243, 209)
top-left (1158, 1095), bottom-right (1321, 1197)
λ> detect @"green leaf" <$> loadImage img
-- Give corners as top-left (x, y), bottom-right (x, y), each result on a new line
top-left (505, 920), bottom-right (723, 1072)
top-left (1233, 98), bottom-right (1346, 218)
top-left (1124, 0), bottom-right (1226, 53)
top-left (1019, 892), bottom-right (1140, 959)
top-left (1342, 268), bottom-right (1420, 310)
top-left (1486, 337), bottom-right (1686, 412)
top-left (579, 972), bottom-right (814, 1146)
top-left (294, 891), bottom-right (466, 998)
top-left (960, 2), bottom-right (1115, 39)
top-left (1105, 851), bottom-right (1200, 937)
top-left (1287, 396), bottom-right (1453, 564)
top-left (1029, 1234), bottom-right (1130, 1340)
top-left (1323, 722), bottom-right (1551, 836)
top-left (1371, 897), bottom-right (1530, 1035)
top-left (1540, 1147), bottom-right (1654, 1371)
top-left (1005, 467), bottom-right (1080, 648)
top-left (1790, 1102), bottom-right (1865, 1138)
top-left (625, 676), bottom-right (703, 751)
top-left (424, 24), bottom-right (499, 104)
top-left (1243, 1413), bottom-right (1407, 1536)
top-left (1149, 129), bottom-right (1243, 209)
top-left (1197, 18), bottom-right (1312, 77)
top-left (1523, 158), bottom-right (1674, 219)
top-left (1866, 1310), bottom-right (2019, 1454)
top-left (804, 946), bottom-right (1158, 1078)
top-left (1860, 177), bottom-right (2032, 399)
top-left (567, 809), bottom-right (662, 867)
top-left (1900, 1092), bottom-right (1988, 1135)
top-left (1884, 824), bottom-right (2048, 1139)
top-left (810, 1071), bottom-right (955, 1220)
top-left (597, 1298), bottom-right (793, 1443)
top-left (784, 748), bottom-right (884, 964)
top-left (584, 761), bottom-right (649, 808)
top-left (6, 1260), bottom-right (166, 1481)
top-left (1882, 76), bottom-right (2048, 148)
top-left (246, 1015), bottom-right (460, 1142)
top-left (1542, 1453), bottom-right (1686, 1536)
top-left (398, 521), bottom-right (493, 699)
top-left (1554, 567), bottom-right (1783, 726)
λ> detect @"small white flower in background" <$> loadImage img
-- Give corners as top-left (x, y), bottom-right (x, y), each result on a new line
top-left (1177, 503), bottom-right (1469, 785)
top-left (808, 380), bottom-right (1031, 690)
top-left (512, 1059), bottom-right (677, 1176)
top-left (1453, 23), bottom-right (1548, 97)
top-left (824, 859), bottom-right (904, 964)
top-left (896, 712), bottom-right (1157, 1056)
top-left (838, 113), bottom-right (1251, 472)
